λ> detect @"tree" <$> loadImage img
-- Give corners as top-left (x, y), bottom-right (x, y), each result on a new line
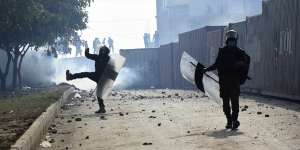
top-left (0, 0), bottom-right (93, 90)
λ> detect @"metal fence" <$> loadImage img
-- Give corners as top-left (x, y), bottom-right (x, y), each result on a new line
top-left (118, 0), bottom-right (300, 100)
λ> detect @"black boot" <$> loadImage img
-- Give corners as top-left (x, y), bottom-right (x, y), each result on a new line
top-left (225, 115), bottom-right (232, 129)
top-left (95, 97), bottom-right (106, 114)
top-left (232, 121), bottom-right (240, 130)
top-left (232, 113), bottom-right (240, 130)
top-left (66, 70), bottom-right (73, 81)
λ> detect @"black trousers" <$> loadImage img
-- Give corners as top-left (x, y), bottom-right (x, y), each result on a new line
top-left (72, 72), bottom-right (99, 83)
top-left (72, 72), bottom-right (105, 108)
top-left (220, 83), bottom-right (240, 121)
top-left (222, 94), bottom-right (239, 121)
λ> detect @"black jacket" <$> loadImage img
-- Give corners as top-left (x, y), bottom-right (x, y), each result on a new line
top-left (85, 51), bottom-right (110, 76)
top-left (207, 45), bottom-right (250, 85)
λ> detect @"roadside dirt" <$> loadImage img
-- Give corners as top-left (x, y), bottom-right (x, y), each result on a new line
top-left (0, 84), bottom-right (71, 150)
top-left (39, 90), bottom-right (300, 150)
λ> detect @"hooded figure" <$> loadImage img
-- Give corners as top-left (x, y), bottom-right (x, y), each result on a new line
top-left (204, 30), bottom-right (250, 130)
top-left (66, 46), bottom-right (110, 113)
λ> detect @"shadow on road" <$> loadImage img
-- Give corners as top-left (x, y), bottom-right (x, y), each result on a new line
top-left (206, 129), bottom-right (244, 139)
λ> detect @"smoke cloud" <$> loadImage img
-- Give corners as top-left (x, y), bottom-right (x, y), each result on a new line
top-left (113, 67), bottom-right (142, 90)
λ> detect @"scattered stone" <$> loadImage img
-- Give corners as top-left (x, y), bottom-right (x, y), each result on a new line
top-left (149, 116), bottom-right (157, 119)
top-left (49, 128), bottom-right (57, 134)
top-left (158, 123), bottom-right (161, 126)
top-left (40, 141), bottom-right (52, 148)
top-left (175, 93), bottom-right (179, 96)
top-left (100, 116), bottom-right (105, 120)
top-left (67, 120), bottom-right (72, 123)
top-left (85, 136), bottom-right (89, 139)
top-left (163, 103), bottom-right (166, 105)
top-left (75, 118), bottom-right (82, 122)
top-left (66, 146), bottom-right (69, 149)
top-left (61, 139), bottom-right (64, 142)
top-left (241, 108), bottom-right (247, 112)
top-left (143, 142), bottom-right (153, 146)
top-left (126, 112), bottom-right (129, 115)
top-left (142, 109), bottom-right (146, 112)
top-left (74, 93), bottom-right (82, 99)
top-left (181, 98), bottom-right (184, 101)
top-left (119, 112), bottom-right (124, 116)
top-left (161, 91), bottom-right (166, 94)
top-left (257, 112), bottom-right (262, 115)
top-left (49, 139), bottom-right (55, 143)
top-left (265, 114), bottom-right (270, 117)
top-left (167, 95), bottom-right (171, 98)
top-left (79, 143), bottom-right (82, 146)
top-left (110, 108), bottom-right (114, 111)
top-left (152, 110), bottom-right (156, 113)
top-left (187, 131), bottom-right (191, 134)
top-left (170, 119), bottom-right (173, 122)
top-left (84, 123), bottom-right (88, 126)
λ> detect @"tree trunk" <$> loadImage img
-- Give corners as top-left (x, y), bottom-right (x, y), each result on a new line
top-left (0, 76), bottom-right (6, 91)
top-left (12, 53), bottom-right (19, 90)
top-left (17, 55), bottom-right (25, 89)
top-left (0, 50), bottom-right (12, 91)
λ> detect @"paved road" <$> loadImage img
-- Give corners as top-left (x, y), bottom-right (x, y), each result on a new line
top-left (39, 90), bottom-right (300, 150)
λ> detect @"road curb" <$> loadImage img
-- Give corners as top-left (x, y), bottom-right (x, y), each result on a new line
top-left (10, 87), bottom-right (75, 150)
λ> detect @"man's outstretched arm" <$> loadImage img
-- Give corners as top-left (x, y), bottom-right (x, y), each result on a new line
top-left (85, 48), bottom-right (98, 60)
top-left (205, 49), bottom-right (221, 72)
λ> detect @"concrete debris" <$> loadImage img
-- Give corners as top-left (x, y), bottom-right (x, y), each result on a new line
top-left (149, 116), bottom-right (157, 119)
top-left (74, 93), bottom-right (82, 99)
top-left (143, 142), bottom-right (153, 146)
top-left (48, 127), bottom-right (57, 134)
top-left (75, 118), bottom-right (82, 122)
top-left (49, 139), bottom-right (55, 143)
top-left (40, 141), bottom-right (52, 148)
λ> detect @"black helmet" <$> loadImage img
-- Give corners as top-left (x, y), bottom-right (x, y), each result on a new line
top-left (226, 30), bottom-right (238, 41)
top-left (99, 46), bottom-right (110, 55)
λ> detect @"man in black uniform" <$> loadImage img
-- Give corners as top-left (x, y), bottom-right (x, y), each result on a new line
top-left (66, 46), bottom-right (110, 114)
top-left (204, 30), bottom-right (250, 130)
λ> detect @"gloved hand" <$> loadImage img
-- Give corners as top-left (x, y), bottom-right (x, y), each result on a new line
top-left (85, 48), bottom-right (89, 54)
top-left (202, 68), bottom-right (208, 73)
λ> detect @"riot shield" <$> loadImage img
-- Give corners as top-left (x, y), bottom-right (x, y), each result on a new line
top-left (96, 54), bottom-right (126, 99)
top-left (180, 52), bottom-right (205, 92)
top-left (180, 51), bottom-right (222, 104)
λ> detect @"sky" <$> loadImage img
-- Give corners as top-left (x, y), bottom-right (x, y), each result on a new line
top-left (81, 0), bottom-right (157, 52)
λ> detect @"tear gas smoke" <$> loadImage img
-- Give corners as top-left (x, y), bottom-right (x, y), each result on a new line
top-left (113, 67), bottom-right (142, 90)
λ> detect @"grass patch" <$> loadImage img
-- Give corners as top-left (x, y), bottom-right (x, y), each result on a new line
top-left (0, 89), bottom-right (65, 150)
